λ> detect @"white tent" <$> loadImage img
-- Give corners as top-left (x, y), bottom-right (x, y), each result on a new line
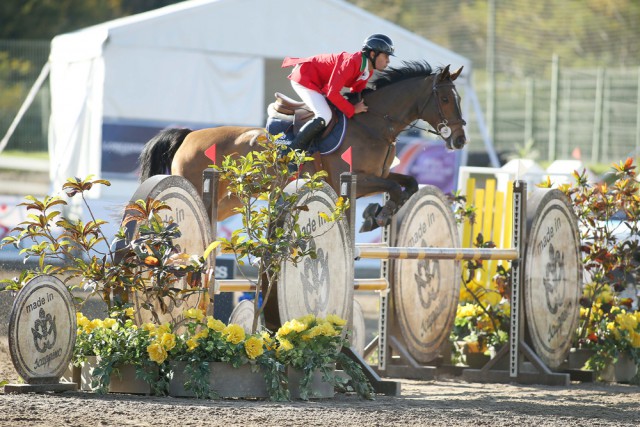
top-left (48, 0), bottom-right (491, 198)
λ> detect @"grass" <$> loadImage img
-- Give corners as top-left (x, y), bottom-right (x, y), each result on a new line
top-left (0, 150), bottom-right (48, 160)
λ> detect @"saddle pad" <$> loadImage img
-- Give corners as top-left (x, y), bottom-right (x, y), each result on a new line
top-left (265, 113), bottom-right (347, 156)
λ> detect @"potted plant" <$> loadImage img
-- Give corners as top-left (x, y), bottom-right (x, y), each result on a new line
top-left (273, 313), bottom-right (374, 400)
top-left (75, 307), bottom-right (165, 394)
top-left (446, 193), bottom-right (511, 367)
top-left (542, 158), bottom-right (640, 377)
top-left (211, 134), bottom-right (348, 333)
top-left (0, 176), bottom-right (206, 321)
top-left (578, 293), bottom-right (640, 382)
top-left (143, 307), bottom-right (286, 400)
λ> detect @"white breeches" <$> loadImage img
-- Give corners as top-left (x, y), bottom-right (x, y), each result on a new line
top-left (291, 80), bottom-right (332, 123)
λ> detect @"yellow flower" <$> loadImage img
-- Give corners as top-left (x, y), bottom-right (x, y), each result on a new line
top-left (103, 318), bottom-right (117, 330)
top-left (325, 314), bottom-right (346, 327)
top-left (261, 332), bottom-right (275, 350)
top-left (306, 322), bottom-right (337, 339)
top-left (85, 318), bottom-right (103, 333)
top-left (185, 308), bottom-right (205, 322)
top-left (125, 307), bottom-right (135, 318)
top-left (76, 313), bottom-right (90, 328)
top-left (278, 338), bottom-right (293, 352)
top-left (157, 323), bottom-right (171, 335)
top-left (276, 322), bottom-right (293, 338)
top-left (617, 312), bottom-right (637, 333)
top-left (297, 314), bottom-right (316, 327)
top-left (160, 333), bottom-right (177, 351)
top-left (186, 338), bottom-right (199, 351)
top-left (630, 331), bottom-right (640, 349)
top-left (244, 336), bottom-right (265, 359)
top-left (195, 329), bottom-right (209, 340)
top-left (289, 319), bottom-right (307, 333)
top-left (223, 324), bottom-right (245, 344)
top-left (276, 319), bottom-right (307, 338)
top-left (142, 323), bottom-right (157, 335)
top-left (206, 316), bottom-right (226, 332)
top-left (147, 342), bottom-right (167, 364)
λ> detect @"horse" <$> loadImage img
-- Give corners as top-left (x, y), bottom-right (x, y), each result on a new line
top-left (138, 61), bottom-right (468, 231)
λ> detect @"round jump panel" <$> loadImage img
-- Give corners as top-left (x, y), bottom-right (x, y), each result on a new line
top-left (393, 185), bottom-right (461, 363)
top-left (524, 188), bottom-right (581, 369)
top-left (228, 299), bottom-right (262, 334)
top-left (123, 175), bottom-right (213, 327)
top-left (278, 180), bottom-right (353, 325)
top-left (8, 275), bottom-right (76, 384)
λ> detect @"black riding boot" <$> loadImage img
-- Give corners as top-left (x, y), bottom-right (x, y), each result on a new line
top-left (288, 117), bottom-right (326, 153)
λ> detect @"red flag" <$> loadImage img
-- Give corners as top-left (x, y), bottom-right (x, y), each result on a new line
top-left (205, 144), bottom-right (217, 164)
top-left (341, 146), bottom-right (352, 172)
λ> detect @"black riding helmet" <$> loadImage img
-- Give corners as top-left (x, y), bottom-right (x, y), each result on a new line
top-left (362, 34), bottom-right (395, 56)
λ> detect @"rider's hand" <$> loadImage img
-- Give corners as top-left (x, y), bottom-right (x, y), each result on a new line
top-left (354, 100), bottom-right (368, 114)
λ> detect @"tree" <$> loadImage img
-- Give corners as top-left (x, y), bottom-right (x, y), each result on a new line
top-left (0, 0), bottom-right (183, 40)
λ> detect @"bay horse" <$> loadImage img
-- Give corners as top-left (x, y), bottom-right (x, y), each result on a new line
top-left (139, 62), bottom-right (468, 231)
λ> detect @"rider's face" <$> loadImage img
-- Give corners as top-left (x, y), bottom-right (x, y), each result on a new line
top-left (374, 53), bottom-right (390, 71)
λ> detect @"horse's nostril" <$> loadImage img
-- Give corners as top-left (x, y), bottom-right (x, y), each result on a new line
top-left (453, 136), bottom-right (466, 150)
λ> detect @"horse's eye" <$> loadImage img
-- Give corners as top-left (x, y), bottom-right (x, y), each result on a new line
top-left (441, 96), bottom-right (449, 103)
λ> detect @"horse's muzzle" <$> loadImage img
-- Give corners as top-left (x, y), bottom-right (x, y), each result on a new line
top-left (446, 135), bottom-right (467, 150)
top-left (452, 135), bottom-right (467, 150)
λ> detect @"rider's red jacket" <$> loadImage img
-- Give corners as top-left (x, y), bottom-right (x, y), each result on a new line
top-left (282, 51), bottom-right (370, 118)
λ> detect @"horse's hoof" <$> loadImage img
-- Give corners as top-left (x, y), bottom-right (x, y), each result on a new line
top-left (375, 215), bottom-right (392, 228)
top-left (359, 217), bottom-right (379, 233)
top-left (362, 203), bottom-right (382, 220)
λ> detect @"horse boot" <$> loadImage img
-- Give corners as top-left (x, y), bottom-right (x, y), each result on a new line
top-left (288, 117), bottom-right (326, 153)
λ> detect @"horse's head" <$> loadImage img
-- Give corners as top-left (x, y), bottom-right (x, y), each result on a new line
top-left (423, 65), bottom-right (468, 150)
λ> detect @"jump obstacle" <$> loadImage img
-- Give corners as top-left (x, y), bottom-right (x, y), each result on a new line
top-left (126, 168), bottom-right (581, 391)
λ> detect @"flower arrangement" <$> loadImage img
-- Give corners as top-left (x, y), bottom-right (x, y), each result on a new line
top-left (0, 176), bottom-right (206, 321)
top-left (576, 284), bottom-right (640, 378)
top-left (143, 307), bottom-right (287, 400)
top-left (447, 192), bottom-right (511, 363)
top-left (273, 314), bottom-right (374, 400)
top-left (450, 301), bottom-right (510, 362)
top-left (74, 307), bottom-right (373, 400)
top-left (75, 307), bottom-right (163, 394)
top-left (212, 135), bottom-right (348, 333)
top-left (541, 159), bottom-right (640, 380)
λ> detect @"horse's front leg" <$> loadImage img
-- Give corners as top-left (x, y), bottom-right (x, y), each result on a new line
top-left (356, 174), bottom-right (405, 232)
top-left (386, 172), bottom-right (418, 206)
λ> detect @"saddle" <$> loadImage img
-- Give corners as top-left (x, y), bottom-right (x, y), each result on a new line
top-left (268, 92), bottom-right (338, 138)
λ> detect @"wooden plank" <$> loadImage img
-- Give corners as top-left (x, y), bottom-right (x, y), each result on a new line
top-left (462, 177), bottom-right (476, 248)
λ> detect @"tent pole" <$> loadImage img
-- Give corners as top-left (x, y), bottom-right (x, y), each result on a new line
top-left (468, 87), bottom-right (500, 167)
top-left (0, 61), bottom-right (51, 154)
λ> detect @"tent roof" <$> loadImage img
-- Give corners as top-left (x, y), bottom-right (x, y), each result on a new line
top-left (51, 0), bottom-right (471, 73)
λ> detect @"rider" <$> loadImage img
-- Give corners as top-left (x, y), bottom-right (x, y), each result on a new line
top-left (281, 34), bottom-right (395, 152)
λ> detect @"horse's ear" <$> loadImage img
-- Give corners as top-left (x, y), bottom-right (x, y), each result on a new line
top-left (450, 66), bottom-right (463, 81)
top-left (438, 64), bottom-right (451, 82)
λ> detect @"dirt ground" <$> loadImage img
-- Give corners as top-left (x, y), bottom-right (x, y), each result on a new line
top-left (2, 267), bottom-right (640, 426)
top-left (2, 334), bottom-right (640, 426)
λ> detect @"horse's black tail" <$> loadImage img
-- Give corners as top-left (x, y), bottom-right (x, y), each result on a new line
top-left (138, 128), bottom-right (193, 182)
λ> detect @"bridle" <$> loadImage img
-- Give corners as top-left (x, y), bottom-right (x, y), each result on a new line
top-left (359, 72), bottom-right (467, 174)
top-left (367, 73), bottom-right (467, 142)
top-left (416, 77), bottom-right (466, 139)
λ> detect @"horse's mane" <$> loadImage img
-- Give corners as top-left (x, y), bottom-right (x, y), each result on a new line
top-left (371, 60), bottom-right (434, 90)
top-left (346, 60), bottom-right (435, 101)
